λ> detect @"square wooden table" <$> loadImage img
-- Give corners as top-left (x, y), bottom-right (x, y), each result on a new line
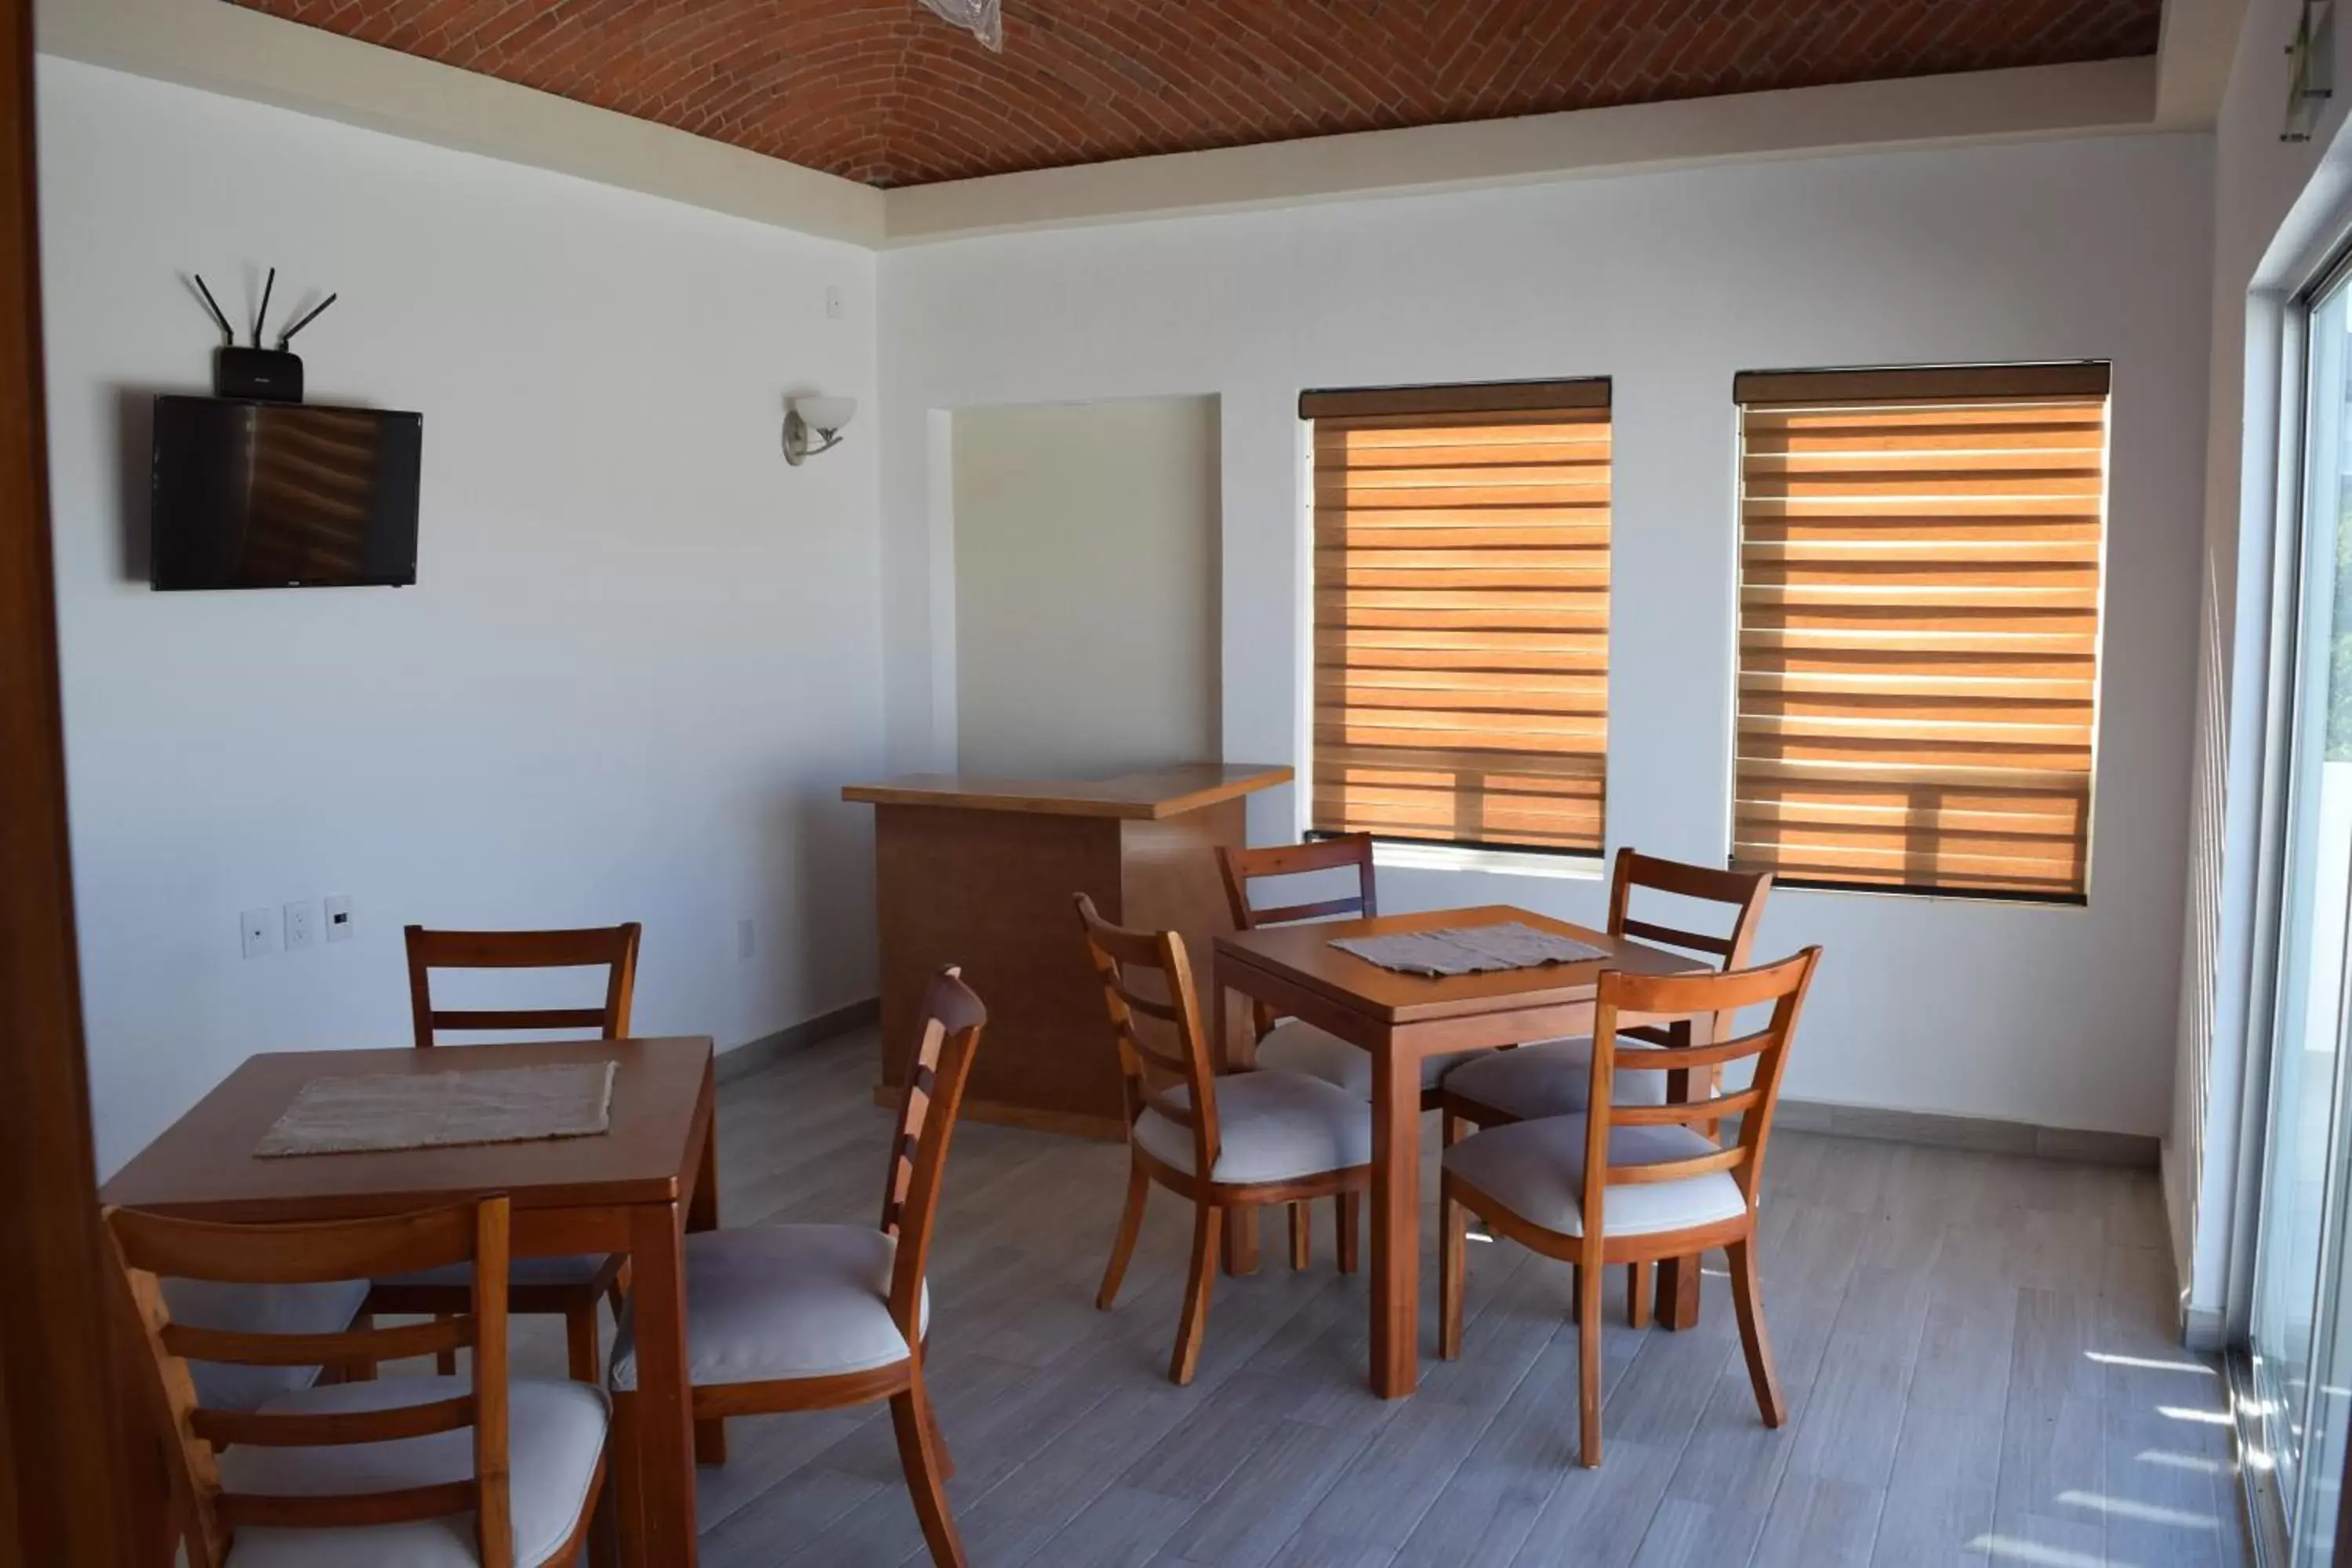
top-left (1211, 906), bottom-right (1710, 1399)
top-left (99, 1036), bottom-right (719, 1568)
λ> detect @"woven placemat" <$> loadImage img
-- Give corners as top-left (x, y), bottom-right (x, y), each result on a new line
top-left (1330, 922), bottom-right (1607, 977)
top-left (255, 1061), bottom-right (618, 1157)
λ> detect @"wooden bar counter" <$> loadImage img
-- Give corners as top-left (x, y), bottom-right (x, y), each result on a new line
top-left (844, 764), bottom-right (1291, 1138)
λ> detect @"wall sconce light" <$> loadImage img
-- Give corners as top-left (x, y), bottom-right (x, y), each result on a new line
top-left (784, 394), bottom-right (857, 465)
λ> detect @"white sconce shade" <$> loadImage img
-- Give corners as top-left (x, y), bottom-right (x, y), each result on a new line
top-left (784, 395), bottom-right (857, 465)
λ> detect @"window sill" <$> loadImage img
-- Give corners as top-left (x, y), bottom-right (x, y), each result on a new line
top-left (1369, 840), bottom-right (1605, 881)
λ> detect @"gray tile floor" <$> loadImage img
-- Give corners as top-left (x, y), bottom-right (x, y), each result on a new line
top-left (526, 1030), bottom-right (2250, 1566)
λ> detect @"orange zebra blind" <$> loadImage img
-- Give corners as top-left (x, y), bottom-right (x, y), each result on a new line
top-left (1732, 363), bottom-right (2110, 902)
top-left (1304, 379), bottom-right (1610, 856)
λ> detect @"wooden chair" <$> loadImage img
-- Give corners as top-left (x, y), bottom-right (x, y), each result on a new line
top-left (1218, 835), bottom-right (1510, 1104)
top-left (1439, 849), bottom-right (1772, 1325)
top-left (608, 967), bottom-right (986, 1568)
top-left (105, 1195), bottom-right (611, 1567)
top-left (364, 924), bottom-right (643, 1385)
top-left (1438, 948), bottom-right (1822, 1468)
top-left (1078, 894), bottom-right (1372, 1385)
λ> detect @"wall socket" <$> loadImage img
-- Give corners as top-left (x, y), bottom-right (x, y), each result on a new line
top-left (284, 900), bottom-right (317, 952)
top-left (737, 918), bottom-right (755, 963)
top-left (241, 908), bottom-right (276, 959)
top-left (325, 894), bottom-right (355, 943)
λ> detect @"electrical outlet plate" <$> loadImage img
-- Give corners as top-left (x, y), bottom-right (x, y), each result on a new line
top-left (284, 900), bottom-right (317, 952)
top-left (325, 894), bottom-right (354, 943)
top-left (738, 918), bottom-right (755, 962)
top-left (241, 908), bottom-right (276, 959)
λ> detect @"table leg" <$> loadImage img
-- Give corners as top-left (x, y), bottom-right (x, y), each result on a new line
top-left (1210, 952), bottom-right (1261, 1278)
top-left (1370, 1041), bottom-right (1419, 1398)
top-left (624, 1200), bottom-right (699, 1568)
top-left (687, 1094), bottom-right (725, 1466)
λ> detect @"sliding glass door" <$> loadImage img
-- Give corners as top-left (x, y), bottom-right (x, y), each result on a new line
top-left (2252, 263), bottom-right (2352, 1563)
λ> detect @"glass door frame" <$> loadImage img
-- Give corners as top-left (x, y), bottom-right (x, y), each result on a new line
top-left (2233, 240), bottom-right (2352, 1568)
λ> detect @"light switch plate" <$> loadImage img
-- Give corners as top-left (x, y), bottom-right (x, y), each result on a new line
top-left (325, 894), bottom-right (355, 943)
top-left (241, 908), bottom-right (275, 959)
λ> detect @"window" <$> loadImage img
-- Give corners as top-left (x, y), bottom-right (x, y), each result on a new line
top-left (1730, 364), bottom-right (2110, 902)
top-left (1303, 379), bottom-right (1610, 858)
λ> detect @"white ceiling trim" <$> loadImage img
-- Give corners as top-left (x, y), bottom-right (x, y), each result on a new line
top-left (39, 0), bottom-right (2187, 252)
top-left (884, 56), bottom-right (2164, 245)
top-left (34, 0), bottom-right (888, 247)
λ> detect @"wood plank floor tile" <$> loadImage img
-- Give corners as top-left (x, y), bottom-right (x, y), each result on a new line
top-left (629, 1032), bottom-right (2253, 1568)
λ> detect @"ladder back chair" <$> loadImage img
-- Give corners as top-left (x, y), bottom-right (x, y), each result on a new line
top-left (1078, 894), bottom-right (1371, 1384)
top-left (608, 967), bottom-right (986, 1568)
top-left (1439, 948), bottom-right (1822, 1468)
top-left (365, 923), bottom-right (644, 1384)
top-left (1440, 849), bottom-right (1772, 1325)
top-left (106, 1195), bottom-right (612, 1568)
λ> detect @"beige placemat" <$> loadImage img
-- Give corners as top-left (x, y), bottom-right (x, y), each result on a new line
top-left (1330, 922), bottom-right (1608, 977)
top-left (255, 1061), bottom-right (618, 1157)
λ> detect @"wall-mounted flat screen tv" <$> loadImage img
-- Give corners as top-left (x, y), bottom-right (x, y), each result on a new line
top-left (150, 395), bottom-right (423, 590)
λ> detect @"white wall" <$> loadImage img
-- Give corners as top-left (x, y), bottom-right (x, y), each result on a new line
top-left (881, 133), bottom-right (2215, 1138)
top-left (37, 59), bottom-right (885, 1174)
top-left (952, 395), bottom-right (1221, 779)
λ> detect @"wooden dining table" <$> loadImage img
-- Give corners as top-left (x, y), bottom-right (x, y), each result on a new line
top-left (98, 1035), bottom-right (718, 1568)
top-left (1211, 904), bottom-right (1711, 1399)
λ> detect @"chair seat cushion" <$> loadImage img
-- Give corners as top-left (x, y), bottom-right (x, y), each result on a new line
top-left (1134, 1069), bottom-right (1371, 1185)
top-left (1254, 1019), bottom-right (1485, 1098)
top-left (161, 1278), bottom-right (370, 1414)
top-left (216, 1375), bottom-right (609, 1568)
top-left (608, 1224), bottom-right (925, 1392)
top-left (1442, 1114), bottom-right (1747, 1239)
top-left (376, 1254), bottom-right (616, 1293)
top-left (1441, 1037), bottom-right (1669, 1123)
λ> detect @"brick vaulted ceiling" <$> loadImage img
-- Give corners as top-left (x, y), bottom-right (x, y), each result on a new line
top-left (227, 1), bottom-right (2165, 189)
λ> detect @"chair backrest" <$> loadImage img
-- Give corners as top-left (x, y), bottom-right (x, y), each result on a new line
top-left (1216, 833), bottom-right (1377, 930)
top-left (1216, 833), bottom-right (1376, 1039)
top-left (880, 967), bottom-right (988, 1343)
top-left (1606, 849), bottom-right (1773, 1045)
top-left (1581, 949), bottom-right (1822, 1235)
top-left (1074, 894), bottom-right (1222, 1179)
top-left (104, 1197), bottom-right (515, 1568)
top-left (404, 924), bottom-right (642, 1047)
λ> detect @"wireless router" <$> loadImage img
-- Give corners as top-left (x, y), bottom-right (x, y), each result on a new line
top-left (191, 267), bottom-right (337, 402)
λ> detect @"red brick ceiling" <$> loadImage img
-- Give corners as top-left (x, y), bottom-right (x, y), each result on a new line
top-left (228, 1), bottom-right (2165, 189)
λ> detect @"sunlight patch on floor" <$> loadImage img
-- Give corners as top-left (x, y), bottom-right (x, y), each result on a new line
top-left (2085, 1350), bottom-right (2217, 1376)
top-left (2159, 1404), bottom-right (2235, 1425)
top-left (1969, 1535), bottom-right (2118, 1567)
top-left (2132, 1448), bottom-right (2226, 1475)
top-left (2055, 1490), bottom-right (2220, 1530)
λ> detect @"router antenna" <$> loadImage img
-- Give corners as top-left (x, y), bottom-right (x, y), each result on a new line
top-left (191, 274), bottom-right (234, 347)
top-left (252, 266), bottom-right (275, 348)
top-left (274, 292), bottom-right (338, 351)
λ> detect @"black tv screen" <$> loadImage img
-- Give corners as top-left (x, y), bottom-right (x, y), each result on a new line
top-left (150, 395), bottom-right (422, 590)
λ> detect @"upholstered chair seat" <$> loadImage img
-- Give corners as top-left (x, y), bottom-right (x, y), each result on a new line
top-left (1132, 1069), bottom-right (1371, 1185)
top-left (1254, 1019), bottom-right (1485, 1098)
top-left (609, 1225), bottom-right (928, 1391)
top-left (1442, 1115), bottom-right (1746, 1239)
top-left (1439, 1037), bottom-right (1669, 1124)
